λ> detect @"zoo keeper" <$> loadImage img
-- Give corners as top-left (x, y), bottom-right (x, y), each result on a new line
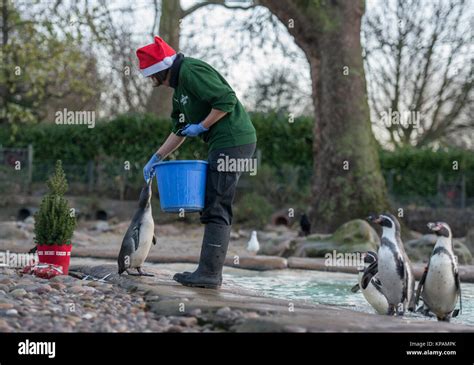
top-left (137, 36), bottom-right (257, 289)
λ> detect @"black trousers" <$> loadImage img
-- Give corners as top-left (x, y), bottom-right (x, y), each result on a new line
top-left (200, 143), bottom-right (256, 226)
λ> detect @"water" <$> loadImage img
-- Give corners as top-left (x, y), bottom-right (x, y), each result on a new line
top-left (224, 269), bottom-right (474, 326)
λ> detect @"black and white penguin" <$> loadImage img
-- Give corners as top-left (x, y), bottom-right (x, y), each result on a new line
top-left (299, 213), bottom-right (311, 236)
top-left (367, 213), bottom-right (415, 315)
top-left (351, 251), bottom-right (388, 314)
top-left (118, 179), bottom-right (156, 276)
top-left (415, 222), bottom-right (461, 322)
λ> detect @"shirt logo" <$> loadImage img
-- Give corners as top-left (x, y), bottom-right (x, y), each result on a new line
top-left (180, 95), bottom-right (189, 105)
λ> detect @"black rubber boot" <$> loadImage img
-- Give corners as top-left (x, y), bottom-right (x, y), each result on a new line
top-left (173, 223), bottom-right (231, 289)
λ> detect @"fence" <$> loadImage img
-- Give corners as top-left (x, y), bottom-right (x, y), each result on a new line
top-left (0, 145), bottom-right (472, 209)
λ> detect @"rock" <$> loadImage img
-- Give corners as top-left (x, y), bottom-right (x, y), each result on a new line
top-left (0, 268), bottom-right (16, 276)
top-left (0, 303), bottom-right (14, 310)
top-left (295, 219), bottom-right (380, 258)
top-left (91, 221), bottom-right (110, 232)
top-left (22, 299), bottom-right (35, 306)
top-left (145, 295), bottom-right (160, 302)
top-left (11, 284), bottom-right (38, 292)
top-left (283, 325), bottom-right (307, 333)
top-left (86, 281), bottom-right (101, 287)
top-left (189, 309), bottom-right (202, 316)
top-left (233, 318), bottom-right (287, 332)
top-left (216, 307), bottom-right (232, 316)
top-left (6, 309), bottom-right (18, 316)
top-left (287, 257), bottom-right (324, 270)
top-left (406, 234), bottom-right (472, 264)
top-left (0, 318), bottom-right (12, 331)
top-left (51, 282), bottom-right (66, 291)
top-left (65, 315), bottom-right (82, 323)
top-left (24, 216), bottom-right (35, 225)
top-left (466, 228), bottom-right (474, 255)
top-left (73, 231), bottom-right (98, 247)
top-left (0, 222), bottom-right (30, 239)
top-left (225, 255), bottom-right (287, 271)
top-left (69, 286), bottom-right (86, 294)
top-left (157, 317), bottom-right (170, 327)
top-left (0, 284), bottom-right (10, 292)
top-left (82, 313), bottom-right (95, 320)
top-left (0, 278), bottom-right (15, 286)
top-left (82, 286), bottom-right (97, 294)
top-left (179, 317), bottom-right (198, 327)
top-left (10, 288), bottom-right (27, 298)
top-left (167, 325), bottom-right (184, 333)
top-left (50, 275), bottom-right (76, 283)
top-left (242, 312), bottom-right (260, 319)
top-left (259, 238), bottom-right (304, 257)
top-left (33, 284), bottom-right (52, 294)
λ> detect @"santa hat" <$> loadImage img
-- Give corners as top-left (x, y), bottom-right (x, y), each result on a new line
top-left (136, 36), bottom-right (177, 77)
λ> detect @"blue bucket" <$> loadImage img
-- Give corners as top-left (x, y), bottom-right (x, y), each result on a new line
top-left (155, 160), bottom-right (208, 213)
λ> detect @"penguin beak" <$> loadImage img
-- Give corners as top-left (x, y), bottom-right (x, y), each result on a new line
top-left (427, 222), bottom-right (440, 231)
top-left (366, 215), bottom-right (382, 224)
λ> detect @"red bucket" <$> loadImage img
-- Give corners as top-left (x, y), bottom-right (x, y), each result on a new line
top-left (36, 244), bottom-right (72, 275)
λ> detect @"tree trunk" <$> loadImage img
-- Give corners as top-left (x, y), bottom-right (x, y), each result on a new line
top-left (145, 0), bottom-right (182, 117)
top-left (0, 0), bottom-right (10, 123)
top-left (261, 0), bottom-right (389, 232)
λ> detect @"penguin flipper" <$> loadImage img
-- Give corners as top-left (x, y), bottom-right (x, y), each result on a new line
top-left (415, 265), bottom-right (428, 307)
top-left (361, 272), bottom-right (373, 290)
top-left (454, 268), bottom-right (462, 315)
top-left (361, 262), bottom-right (378, 290)
top-left (152, 234), bottom-right (157, 245)
top-left (351, 284), bottom-right (360, 293)
top-left (401, 263), bottom-right (409, 304)
top-left (131, 224), bottom-right (140, 250)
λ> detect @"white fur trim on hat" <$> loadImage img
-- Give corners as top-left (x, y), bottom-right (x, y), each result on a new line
top-left (141, 54), bottom-right (177, 77)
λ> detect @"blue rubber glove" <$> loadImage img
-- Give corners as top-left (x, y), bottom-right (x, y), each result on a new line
top-left (143, 153), bottom-right (162, 182)
top-left (180, 122), bottom-right (208, 137)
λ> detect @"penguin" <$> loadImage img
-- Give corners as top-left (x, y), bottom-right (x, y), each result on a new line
top-left (118, 179), bottom-right (156, 276)
top-left (247, 231), bottom-right (260, 253)
top-left (351, 251), bottom-right (389, 315)
top-left (299, 213), bottom-right (311, 236)
top-left (415, 222), bottom-right (461, 322)
top-left (367, 213), bottom-right (415, 315)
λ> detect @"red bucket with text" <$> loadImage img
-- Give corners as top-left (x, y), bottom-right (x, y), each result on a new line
top-left (36, 244), bottom-right (72, 275)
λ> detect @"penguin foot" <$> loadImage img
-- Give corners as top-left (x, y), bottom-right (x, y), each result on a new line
top-left (126, 268), bottom-right (154, 277)
top-left (437, 316), bottom-right (451, 322)
top-left (416, 305), bottom-right (433, 317)
top-left (387, 305), bottom-right (396, 316)
top-left (136, 268), bottom-right (154, 276)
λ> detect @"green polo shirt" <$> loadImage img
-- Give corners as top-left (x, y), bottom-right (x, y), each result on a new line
top-left (170, 57), bottom-right (256, 151)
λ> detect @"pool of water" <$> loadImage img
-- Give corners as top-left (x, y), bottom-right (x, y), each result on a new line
top-left (224, 269), bottom-right (474, 326)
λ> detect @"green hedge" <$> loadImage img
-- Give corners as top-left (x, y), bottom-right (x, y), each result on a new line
top-left (0, 113), bottom-right (472, 199)
top-left (380, 147), bottom-right (474, 198)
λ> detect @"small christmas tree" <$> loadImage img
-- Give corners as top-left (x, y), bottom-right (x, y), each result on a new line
top-left (34, 160), bottom-right (76, 246)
